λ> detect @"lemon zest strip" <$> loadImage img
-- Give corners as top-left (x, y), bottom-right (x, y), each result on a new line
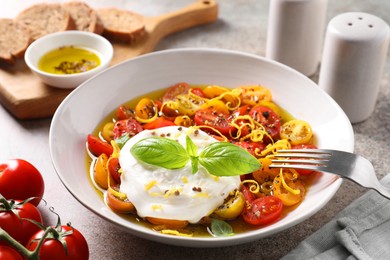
top-left (279, 170), bottom-right (300, 195)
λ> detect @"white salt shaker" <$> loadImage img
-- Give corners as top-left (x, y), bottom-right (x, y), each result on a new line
top-left (318, 12), bottom-right (390, 123)
top-left (266, 0), bottom-right (328, 77)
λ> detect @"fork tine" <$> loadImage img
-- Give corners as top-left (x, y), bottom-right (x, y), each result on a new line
top-left (271, 159), bottom-right (328, 165)
top-left (276, 149), bottom-right (331, 154)
top-left (270, 149), bottom-right (331, 170)
top-left (270, 164), bottom-right (323, 171)
top-left (274, 149), bottom-right (332, 159)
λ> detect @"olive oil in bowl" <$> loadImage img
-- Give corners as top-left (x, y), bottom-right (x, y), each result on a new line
top-left (38, 46), bottom-right (101, 75)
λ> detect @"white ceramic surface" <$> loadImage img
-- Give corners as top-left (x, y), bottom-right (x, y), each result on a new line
top-left (49, 48), bottom-right (354, 247)
top-left (266, 0), bottom-right (328, 77)
top-left (319, 12), bottom-right (390, 123)
top-left (25, 30), bottom-right (113, 89)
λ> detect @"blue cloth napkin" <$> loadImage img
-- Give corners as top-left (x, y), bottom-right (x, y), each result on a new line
top-left (282, 174), bottom-right (390, 260)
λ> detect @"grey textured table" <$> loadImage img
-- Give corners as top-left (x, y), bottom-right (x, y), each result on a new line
top-left (0, 0), bottom-right (389, 259)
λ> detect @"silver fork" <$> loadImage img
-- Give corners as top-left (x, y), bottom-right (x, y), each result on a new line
top-left (269, 149), bottom-right (390, 199)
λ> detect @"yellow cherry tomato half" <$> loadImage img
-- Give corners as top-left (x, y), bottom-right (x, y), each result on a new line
top-left (213, 190), bottom-right (245, 220)
top-left (273, 172), bottom-right (305, 206)
top-left (202, 85), bottom-right (229, 99)
top-left (174, 115), bottom-right (193, 127)
top-left (200, 99), bottom-right (229, 114)
top-left (101, 122), bottom-right (114, 142)
top-left (280, 119), bottom-right (313, 145)
top-left (239, 85), bottom-right (272, 106)
top-left (175, 94), bottom-right (202, 116)
top-left (135, 98), bottom-right (157, 120)
top-left (94, 153), bottom-right (109, 189)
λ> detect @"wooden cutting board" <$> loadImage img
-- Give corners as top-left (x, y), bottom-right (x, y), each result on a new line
top-left (0, 0), bottom-right (218, 120)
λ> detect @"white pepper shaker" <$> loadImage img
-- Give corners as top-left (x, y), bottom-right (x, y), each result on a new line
top-left (266, 0), bottom-right (328, 77)
top-left (318, 12), bottom-right (390, 123)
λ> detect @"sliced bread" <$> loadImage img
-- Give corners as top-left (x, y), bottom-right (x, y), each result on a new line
top-left (15, 3), bottom-right (75, 41)
top-left (0, 18), bottom-right (31, 65)
top-left (62, 1), bottom-right (103, 34)
top-left (96, 8), bottom-right (145, 43)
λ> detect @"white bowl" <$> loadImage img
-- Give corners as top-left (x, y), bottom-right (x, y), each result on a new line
top-left (25, 30), bottom-right (113, 89)
top-left (49, 48), bottom-right (354, 247)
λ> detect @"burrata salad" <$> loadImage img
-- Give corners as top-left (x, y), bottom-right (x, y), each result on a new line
top-left (86, 82), bottom-right (316, 237)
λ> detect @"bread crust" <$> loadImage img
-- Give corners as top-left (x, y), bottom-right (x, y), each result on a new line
top-left (63, 1), bottom-right (103, 34)
top-left (96, 8), bottom-right (146, 43)
top-left (15, 3), bottom-right (75, 41)
top-left (0, 18), bottom-right (31, 64)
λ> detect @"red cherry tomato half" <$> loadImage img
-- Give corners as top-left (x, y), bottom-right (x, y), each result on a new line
top-left (87, 134), bottom-right (113, 157)
top-left (191, 88), bottom-right (206, 98)
top-left (231, 104), bottom-right (251, 117)
top-left (248, 106), bottom-right (281, 141)
top-left (242, 195), bottom-right (283, 226)
top-left (241, 183), bottom-right (256, 203)
top-left (143, 117), bottom-right (176, 130)
top-left (231, 105), bottom-right (252, 137)
top-left (27, 225), bottom-right (89, 260)
top-left (107, 157), bottom-right (121, 184)
top-left (162, 82), bottom-right (191, 102)
top-left (194, 108), bottom-right (235, 136)
top-left (0, 245), bottom-right (23, 260)
top-left (290, 144), bottom-right (318, 175)
top-left (0, 200), bottom-right (43, 246)
top-left (113, 118), bottom-right (143, 139)
top-left (0, 159), bottom-right (44, 206)
top-left (116, 105), bottom-right (135, 120)
top-left (232, 141), bottom-right (266, 157)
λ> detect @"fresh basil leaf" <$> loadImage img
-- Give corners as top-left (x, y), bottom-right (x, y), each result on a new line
top-left (130, 137), bottom-right (189, 169)
top-left (199, 142), bottom-right (261, 176)
top-left (115, 134), bottom-right (130, 149)
top-left (209, 218), bottom-right (234, 237)
top-left (186, 135), bottom-right (198, 157)
top-left (186, 135), bottom-right (199, 174)
top-left (191, 156), bottom-right (199, 174)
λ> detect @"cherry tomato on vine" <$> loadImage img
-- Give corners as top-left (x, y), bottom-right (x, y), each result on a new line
top-left (27, 225), bottom-right (89, 260)
top-left (87, 134), bottom-right (113, 157)
top-left (113, 118), bottom-right (143, 139)
top-left (0, 199), bottom-right (43, 246)
top-left (0, 245), bottom-right (23, 260)
top-left (248, 106), bottom-right (281, 141)
top-left (194, 108), bottom-right (235, 136)
top-left (0, 159), bottom-right (44, 206)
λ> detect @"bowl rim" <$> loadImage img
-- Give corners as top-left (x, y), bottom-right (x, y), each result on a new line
top-left (24, 30), bottom-right (114, 79)
top-left (50, 47), bottom-right (354, 247)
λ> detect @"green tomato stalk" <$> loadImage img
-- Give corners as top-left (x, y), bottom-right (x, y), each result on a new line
top-left (0, 197), bottom-right (74, 260)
